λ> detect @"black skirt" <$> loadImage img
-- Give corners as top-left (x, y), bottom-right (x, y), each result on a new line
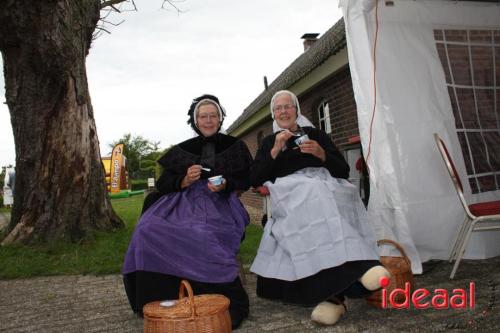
top-left (123, 271), bottom-right (249, 329)
top-left (256, 260), bottom-right (380, 306)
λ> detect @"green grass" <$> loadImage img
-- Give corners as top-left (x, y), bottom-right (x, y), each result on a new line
top-left (0, 195), bottom-right (263, 279)
top-left (0, 206), bottom-right (11, 214)
top-left (0, 196), bottom-right (142, 279)
top-left (239, 224), bottom-right (263, 265)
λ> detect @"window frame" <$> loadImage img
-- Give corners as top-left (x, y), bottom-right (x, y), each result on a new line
top-left (435, 28), bottom-right (500, 194)
top-left (317, 100), bottom-right (332, 134)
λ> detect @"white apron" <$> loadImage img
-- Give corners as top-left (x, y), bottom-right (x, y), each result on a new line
top-left (251, 167), bottom-right (379, 281)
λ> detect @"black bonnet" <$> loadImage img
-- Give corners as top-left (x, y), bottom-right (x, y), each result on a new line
top-left (187, 94), bottom-right (226, 136)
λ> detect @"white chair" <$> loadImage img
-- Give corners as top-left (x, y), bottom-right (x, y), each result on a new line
top-left (434, 133), bottom-right (500, 279)
top-left (254, 186), bottom-right (272, 221)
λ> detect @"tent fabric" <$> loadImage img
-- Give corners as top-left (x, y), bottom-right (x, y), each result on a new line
top-left (339, 0), bottom-right (500, 274)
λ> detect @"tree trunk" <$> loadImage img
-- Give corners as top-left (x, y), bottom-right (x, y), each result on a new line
top-left (0, 0), bottom-right (123, 244)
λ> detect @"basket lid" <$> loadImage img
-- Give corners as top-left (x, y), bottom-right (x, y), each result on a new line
top-left (143, 280), bottom-right (230, 320)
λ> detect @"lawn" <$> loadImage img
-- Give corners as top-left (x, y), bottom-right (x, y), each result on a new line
top-left (0, 206), bottom-right (11, 214)
top-left (0, 195), bottom-right (263, 279)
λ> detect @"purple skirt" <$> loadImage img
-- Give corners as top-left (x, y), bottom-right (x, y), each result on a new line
top-left (122, 181), bottom-right (249, 283)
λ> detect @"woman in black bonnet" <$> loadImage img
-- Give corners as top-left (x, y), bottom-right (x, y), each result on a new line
top-left (122, 94), bottom-right (253, 329)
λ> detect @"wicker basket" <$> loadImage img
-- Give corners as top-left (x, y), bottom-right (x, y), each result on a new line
top-left (143, 280), bottom-right (232, 333)
top-left (365, 239), bottom-right (415, 308)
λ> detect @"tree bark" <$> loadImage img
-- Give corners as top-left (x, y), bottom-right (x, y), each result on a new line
top-left (0, 0), bottom-right (123, 244)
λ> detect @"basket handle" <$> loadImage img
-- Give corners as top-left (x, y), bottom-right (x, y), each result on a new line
top-left (178, 280), bottom-right (196, 320)
top-left (377, 239), bottom-right (411, 266)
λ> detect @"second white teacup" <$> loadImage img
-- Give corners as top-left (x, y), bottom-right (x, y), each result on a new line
top-left (208, 175), bottom-right (224, 186)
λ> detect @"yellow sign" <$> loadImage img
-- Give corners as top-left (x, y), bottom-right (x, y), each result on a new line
top-left (110, 144), bottom-right (124, 193)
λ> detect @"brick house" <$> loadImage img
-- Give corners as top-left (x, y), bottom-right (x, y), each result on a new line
top-left (226, 19), bottom-right (368, 212)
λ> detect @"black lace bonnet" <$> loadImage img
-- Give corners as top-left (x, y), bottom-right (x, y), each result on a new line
top-left (187, 94), bottom-right (226, 136)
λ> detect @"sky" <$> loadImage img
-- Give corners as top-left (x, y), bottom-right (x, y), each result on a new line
top-left (0, 0), bottom-right (343, 167)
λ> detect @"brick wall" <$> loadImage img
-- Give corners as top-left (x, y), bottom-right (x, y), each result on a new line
top-left (236, 65), bottom-right (360, 209)
top-left (240, 190), bottom-right (262, 208)
top-left (239, 121), bottom-right (273, 157)
top-left (239, 121), bottom-right (273, 211)
top-left (300, 66), bottom-right (359, 147)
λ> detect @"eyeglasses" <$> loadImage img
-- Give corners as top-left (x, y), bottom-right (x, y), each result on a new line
top-left (273, 104), bottom-right (296, 112)
top-left (197, 113), bottom-right (219, 121)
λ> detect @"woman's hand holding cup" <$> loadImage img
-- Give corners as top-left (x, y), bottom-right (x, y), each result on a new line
top-left (271, 130), bottom-right (294, 159)
top-left (299, 139), bottom-right (326, 162)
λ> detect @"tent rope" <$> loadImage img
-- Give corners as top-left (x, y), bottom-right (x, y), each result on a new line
top-left (365, 0), bottom-right (380, 171)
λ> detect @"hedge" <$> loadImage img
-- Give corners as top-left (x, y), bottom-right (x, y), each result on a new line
top-left (130, 179), bottom-right (149, 191)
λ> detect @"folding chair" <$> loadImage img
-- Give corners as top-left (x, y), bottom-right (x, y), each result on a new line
top-left (254, 186), bottom-right (272, 221)
top-left (434, 133), bottom-right (500, 279)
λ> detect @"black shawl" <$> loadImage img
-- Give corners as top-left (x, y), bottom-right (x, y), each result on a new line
top-left (156, 133), bottom-right (253, 194)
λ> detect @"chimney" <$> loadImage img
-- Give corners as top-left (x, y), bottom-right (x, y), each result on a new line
top-left (301, 33), bottom-right (320, 51)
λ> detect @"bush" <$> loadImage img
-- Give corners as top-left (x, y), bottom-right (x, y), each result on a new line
top-left (130, 179), bottom-right (149, 191)
top-left (155, 163), bottom-right (163, 180)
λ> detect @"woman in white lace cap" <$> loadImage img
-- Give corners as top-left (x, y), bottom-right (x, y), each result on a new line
top-left (250, 90), bottom-right (390, 326)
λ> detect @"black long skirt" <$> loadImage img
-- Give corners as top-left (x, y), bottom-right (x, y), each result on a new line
top-left (256, 260), bottom-right (380, 306)
top-left (123, 271), bottom-right (249, 329)
top-left (124, 192), bottom-right (249, 329)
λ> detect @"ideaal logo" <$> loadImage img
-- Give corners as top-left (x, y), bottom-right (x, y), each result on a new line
top-left (379, 276), bottom-right (475, 309)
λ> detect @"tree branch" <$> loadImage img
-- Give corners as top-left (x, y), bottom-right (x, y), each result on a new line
top-left (95, 0), bottom-right (184, 40)
top-left (93, 26), bottom-right (111, 40)
top-left (101, 19), bottom-right (125, 26)
top-left (100, 0), bottom-right (128, 10)
top-left (162, 0), bottom-right (186, 13)
top-left (110, 5), bottom-right (121, 13)
top-left (96, 26), bottom-right (111, 34)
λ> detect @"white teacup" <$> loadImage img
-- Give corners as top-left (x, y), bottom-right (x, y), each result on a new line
top-left (208, 175), bottom-right (224, 186)
top-left (294, 134), bottom-right (310, 146)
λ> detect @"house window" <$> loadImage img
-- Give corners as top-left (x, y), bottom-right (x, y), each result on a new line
top-left (318, 101), bottom-right (332, 134)
top-left (435, 29), bottom-right (500, 194)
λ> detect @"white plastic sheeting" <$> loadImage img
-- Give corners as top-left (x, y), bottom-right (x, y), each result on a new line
top-left (339, 0), bottom-right (500, 274)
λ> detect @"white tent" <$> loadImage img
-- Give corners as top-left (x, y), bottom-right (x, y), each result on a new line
top-left (339, 0), bottom-right (500, 273)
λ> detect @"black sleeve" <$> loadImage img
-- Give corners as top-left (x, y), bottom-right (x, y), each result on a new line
top-left (223, 140), bottom-right (254, 193)
top-left (155, 147), bottom-right (188, 194)
top-left (155, 169), bottom-right (184, 194)
top-left (316, 130), bottom-right (350, 179)
top-left (250, 135), bottom-right (277, 187)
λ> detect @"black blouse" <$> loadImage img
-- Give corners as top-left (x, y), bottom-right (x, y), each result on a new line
top-left (156, 133), bottom-right (253, 194)
top-left (250, 127), bottom-right (349, 186)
